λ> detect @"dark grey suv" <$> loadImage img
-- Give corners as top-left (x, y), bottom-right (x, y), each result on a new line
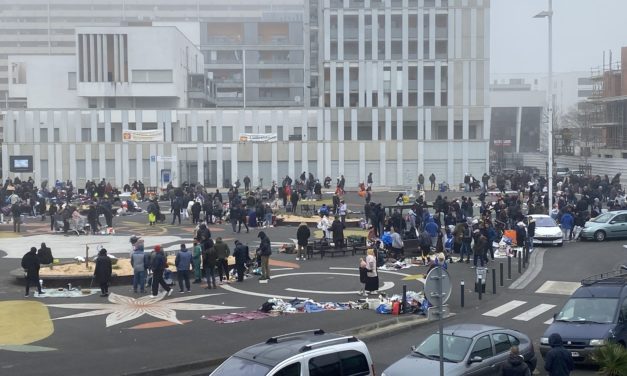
top-left (540, 270), bottom-right (627, 365)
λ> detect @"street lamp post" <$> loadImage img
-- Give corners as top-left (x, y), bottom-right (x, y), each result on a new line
top-left (535, 0), bottom-right (553, 212)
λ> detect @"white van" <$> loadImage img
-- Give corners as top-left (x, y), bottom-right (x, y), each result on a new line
top-left (211, 329), bottom-right (375, 376)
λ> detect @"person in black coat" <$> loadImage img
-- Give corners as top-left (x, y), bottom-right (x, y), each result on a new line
top-left (296, 222), bottom-right (311, 260)
top-left (232, 240), bottom-right (250, 282)
top-left (544, 333), bottom-right (574, 376)
top-left (94, 248), bottom-right (112, 297)
top-left (329, 218), bottom-right (345, 248)
top-left (21, 247), bottom-right (43, 297)
top-left (501, 346), bottom-right (531, 376)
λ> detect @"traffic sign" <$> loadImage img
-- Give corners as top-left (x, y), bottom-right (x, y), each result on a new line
top-left (424, 266), bottom-right (452, 306)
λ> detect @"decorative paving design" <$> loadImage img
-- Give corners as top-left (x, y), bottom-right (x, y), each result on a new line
top-left (48, 292), bottom-right (242, 328)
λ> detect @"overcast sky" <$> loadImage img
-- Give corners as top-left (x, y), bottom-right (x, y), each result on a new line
top-left (490, 0), bottom-right (627, 76)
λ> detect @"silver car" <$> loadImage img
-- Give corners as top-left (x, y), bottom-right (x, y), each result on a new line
top-left (580, 210), bottom-right (627, 242)
top-left (381, 324), bottom-right (537, 376)
top-left (529, 214), bottom-right (563, 246)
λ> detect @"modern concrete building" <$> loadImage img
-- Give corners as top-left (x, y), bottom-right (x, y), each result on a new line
top-left (1, 0), bottom-right (490, 189)
top-left (489, 78), bottom-right (545, 169)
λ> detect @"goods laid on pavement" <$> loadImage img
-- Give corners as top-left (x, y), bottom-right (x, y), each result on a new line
top-left (201, 311), bottom-right (272, 324)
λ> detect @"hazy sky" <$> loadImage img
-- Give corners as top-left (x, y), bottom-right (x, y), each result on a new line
top-left (491, 0), bottom-right (627, 76)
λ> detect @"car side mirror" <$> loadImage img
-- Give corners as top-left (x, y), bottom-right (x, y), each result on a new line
top-left (410, 345), bottom-right (417, 352)
top-left (610, 221), bottom-right (616, 224)
top-left (553, 312), bottom-right (558, 319)
top-left (468, 356), bottom-right (483, 364)
top-left (621, 265), bottom-right (627, 271)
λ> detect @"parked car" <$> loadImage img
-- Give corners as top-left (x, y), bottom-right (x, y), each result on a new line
top-left (570, 170), bottom-right (585, 177)
top-left (580, 210), bottom-right (627, 242)
top-left (555, 167), bottom-right (570, 177)
top-left (540, 270), bottom-right (627, 365)
top-left (381, 324), bottom-right (537, 376)
top-left (529, 214), bottom-right (563, 246)
top-left (210, 329), bottom-right (375, 376)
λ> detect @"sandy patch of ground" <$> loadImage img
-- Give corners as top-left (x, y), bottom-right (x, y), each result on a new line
top-left (39, 256), bottom-right (176, 277)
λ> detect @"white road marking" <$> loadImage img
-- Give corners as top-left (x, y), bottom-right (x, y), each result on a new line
top-left (483, 300), bottom-right (527, 317)
top-left (535, 281), bottom-right (581, 296)
top-left (513, 304), bottom-right (556, 321)
top-left (270, 268), bottom-right (294, 271)
top-left (286, 281), bottom-right (395, 295)
top-left (219, 283), bottom-right (309, 300)
top-left (544, 318), bottom-right (554, 325)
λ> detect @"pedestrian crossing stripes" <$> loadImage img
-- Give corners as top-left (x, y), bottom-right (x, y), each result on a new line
top-left (482, 301), bottom-right (558, 324)
top-left (512, 304), bottom-right (556, 321)
top-left (483, 300), bottom-right (526, 317)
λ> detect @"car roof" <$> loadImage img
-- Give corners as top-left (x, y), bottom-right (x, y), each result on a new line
top-left (530, 214), bottom-right (550, 219)
top-left (443, 323), bottom-right (504, 337)
top-left (572, 284), bottom-right (627, 299)
top-left (233, 330), bottom-right (359, 367)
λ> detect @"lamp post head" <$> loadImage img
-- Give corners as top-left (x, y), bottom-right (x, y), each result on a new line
top-left (533, 10), bottom-right (553, 18)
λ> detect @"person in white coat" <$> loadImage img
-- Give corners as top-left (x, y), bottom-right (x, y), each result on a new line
top-left (317, 215), bottom-right (331, 240)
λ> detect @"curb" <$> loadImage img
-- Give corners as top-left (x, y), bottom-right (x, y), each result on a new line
top-left (508, 247), bottom-right (546, 290)
top-left (120, 312), bottom-right (449, 376)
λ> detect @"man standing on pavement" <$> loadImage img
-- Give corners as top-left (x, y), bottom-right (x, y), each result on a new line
top-left (175, 244), bottom-right (192, 293)
top-left (367, 172), bottom-right (373, 191)
top-left (544, 333), bottom-right (574, 376)
top-left (257, 231), bottom-right (272, 281)
top-left (526, 216), bottom-right (535, 252)
top-left (150, 245), bottom-right (173, 297)
top-left (213, 237), bottom-right (231, 285)
top-left (131, 241), bottom-right (149, 294)
top-left (192, 239), bottom-right (202, 284)
top-left (429, 173), bottom-right (436, 190)
top-left (171, 195), bottom-right (182, 225)
top-left (501, 346), bottom-right (531, 376)
top-left (232, 240), bottom-right (250, 282)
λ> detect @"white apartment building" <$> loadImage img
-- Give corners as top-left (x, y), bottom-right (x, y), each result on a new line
top-left (1, 0), bottom-right (490, 189)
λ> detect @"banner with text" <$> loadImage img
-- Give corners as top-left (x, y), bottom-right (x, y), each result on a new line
top-left (123, 129), bottom-right (164, 142)
top-left (239, 133), bottom-right (278, 143)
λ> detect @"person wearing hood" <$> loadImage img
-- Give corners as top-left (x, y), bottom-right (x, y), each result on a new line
top-left (213, 237), bottom-right (231, 285)
top-left (501, 346), bottom-right (531, 376)
top-left (544, 333), bottom-right (574, 376)
top-left (175, 244), bottom-right (192, 293)
top-left (21, 247), bottom-right (43, 297)
top-left (94, 248), bottom-right (112, 297)
top-left (257, 231), bottom-right (272, 280)
top-left (150, 245), bottom-right (173, 297)
top-left (130, 240), bottom-right (149, 294)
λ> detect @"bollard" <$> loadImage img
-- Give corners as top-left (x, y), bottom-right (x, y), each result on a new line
top-left (478, 277), bottom-right (482, 300)
top-left (518, 251), bottom-right (522, 274)
top-left (500, 263), bottom-right (504, 286)
top-left (402, 284), bottom-right (407, 313)
top-left (523, 247), bottom-right (528, 269)
top-left (507, 256), bottom-right (512, 280)
top-left (461, 281), bottom-right (465, 308)
top-left (492, 268), bottom-right (496, 294)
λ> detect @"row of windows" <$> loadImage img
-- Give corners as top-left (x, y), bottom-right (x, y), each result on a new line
top-left (32, 122), bottom-right (480, 144)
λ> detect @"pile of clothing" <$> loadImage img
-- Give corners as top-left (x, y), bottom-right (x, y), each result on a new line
top-left (258, 297), bottom-right (361, 314)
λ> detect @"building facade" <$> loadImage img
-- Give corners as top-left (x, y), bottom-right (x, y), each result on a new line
top-left (1, 0), bottom-right (490, 189)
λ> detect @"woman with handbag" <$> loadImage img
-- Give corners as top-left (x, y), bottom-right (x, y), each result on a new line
top-left (364, 249), bottom-right (379, 295)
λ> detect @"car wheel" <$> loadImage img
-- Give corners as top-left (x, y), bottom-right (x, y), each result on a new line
top-left (594, 230), bottom-right (606, 242)
top-left (557, 242), bottom-right (563, 247)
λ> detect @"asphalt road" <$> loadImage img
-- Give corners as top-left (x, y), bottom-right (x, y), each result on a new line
top-left (365, 240), bottom-right (627, 376)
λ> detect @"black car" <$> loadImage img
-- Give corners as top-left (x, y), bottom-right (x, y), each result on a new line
top-left (540, 270), bottom-right (627, 365)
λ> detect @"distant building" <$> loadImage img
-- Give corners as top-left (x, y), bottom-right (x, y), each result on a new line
top-left (489, 79), bottom-right (545, 169)
top-left (1, 0), bottom-right (490, 188)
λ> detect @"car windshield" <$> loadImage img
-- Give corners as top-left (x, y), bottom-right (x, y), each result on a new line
top-left (535, 217), bottom-right (557, 227)
top-left (555, 298), bottom-right (618, 324)
top-left (211, 357), bottom-right (271, 376)
top-left (413, 334), bottom-right (472, 362)
top-left (590, 213), bottom-right (613, 223)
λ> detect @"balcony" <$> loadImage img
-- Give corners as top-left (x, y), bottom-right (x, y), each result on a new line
top-left (205, 36), bottom-right (242, 45)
